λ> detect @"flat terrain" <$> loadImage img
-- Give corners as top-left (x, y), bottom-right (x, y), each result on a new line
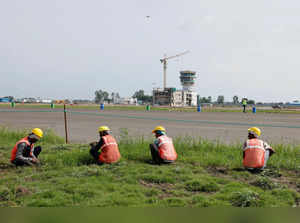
top-left (1, 127), bottom-right (300, 207)
top-left (1, 107), bottom-right (300, 144)
top-left (1, 112), bottom-right (300, 207)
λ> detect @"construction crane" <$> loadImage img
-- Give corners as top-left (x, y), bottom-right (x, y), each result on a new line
top-left (160, 50), bottom-right (190, 90)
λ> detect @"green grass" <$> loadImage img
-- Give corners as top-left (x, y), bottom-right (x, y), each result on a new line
top-left (1, 127), bottom-right (300, 207)
top-left (1, 103), bottom-right (300, 114)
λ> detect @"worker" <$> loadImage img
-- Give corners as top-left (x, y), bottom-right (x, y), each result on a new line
top-left (149, 126), bottom-right (177, 164)
top-left (89, 126), bottom-right (121, 165)
top-left (10, 128), bottom-right (43, 166)
top-left (242, 127), bottom-right (275, 172)
top-left (242, 98), bottom-right (248, 113)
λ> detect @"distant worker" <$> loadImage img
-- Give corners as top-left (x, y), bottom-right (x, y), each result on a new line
top-left (149, 126), bottom-right (177, 165)
top-left (242, 127), bottom-right (275, 172)
top-left (242, 98), bottom-right (248, 113)
top-left (11, 128), bottom-right (43, 166)
top-left (89, 126), bottom-right (121, 165)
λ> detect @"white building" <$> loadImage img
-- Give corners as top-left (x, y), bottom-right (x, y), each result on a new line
top-left (153, 70), bottom-right (198, 106)
top-left (117, 97), bottom-right (137, 105)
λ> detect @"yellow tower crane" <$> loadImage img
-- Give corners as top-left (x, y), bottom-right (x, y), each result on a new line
top-left (160, 50), bottom-right (190, 90)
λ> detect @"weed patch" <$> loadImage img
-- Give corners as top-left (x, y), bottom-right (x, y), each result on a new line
top-left (251, 177), bottom-right (281, 190)
top-left (0, 186), bottom-right (10, 201)
top-left (230, 190), bottom-right (260, 207)
top-left (185, 180), bottom-right (220, 193)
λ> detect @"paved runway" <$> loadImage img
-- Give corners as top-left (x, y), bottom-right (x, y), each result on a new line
top-left (1, 108), bottom-right (300, 144)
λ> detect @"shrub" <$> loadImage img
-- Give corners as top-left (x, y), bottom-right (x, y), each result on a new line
top-left (230, 190), bottom-right (260, 207)
top-left (0, 186), bottom-right (10, 201)
top-left (185, 180), bottom-right (220, 192)
top-left (251, 177), bottom-right (280, 190)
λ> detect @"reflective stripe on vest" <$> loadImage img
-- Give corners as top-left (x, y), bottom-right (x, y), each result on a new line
top-left (99, 135), bottom-right (121, 163)
top-left (243, 139), bottom-right (265, 168)
top-left (158, 135), bottom-right (177, 161)
top-left (10, 137), bottom-right (33, 162)
top-left (243, 139), bottom-right (265, 151)
top-left (101, 142), bottom-right (118, 150)
top-left (158, 137), bottom-right (172, 147)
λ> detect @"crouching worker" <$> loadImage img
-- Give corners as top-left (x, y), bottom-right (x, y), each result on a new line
top-left (89, 126), bottom-right (121, 165)
top-left (243, 127), bottom-right (275, 172)
top-left (149, 126), bottom-right (177, 165)
top-left (11, 128), bottom-right (43, 166)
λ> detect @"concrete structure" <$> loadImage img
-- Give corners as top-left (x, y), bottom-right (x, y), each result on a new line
top-left (36, 98), bottom-right (52, 103)
top-left (117, 97), bottom-right (137, 105)
top-left (153, 88), bottom-right (175, 106)
top-left (153, 88), bottom-right (197, 107)
top-left (180, 70), bottom-right (197, 91)
top-left (153, 70), bottom-right (198, 106)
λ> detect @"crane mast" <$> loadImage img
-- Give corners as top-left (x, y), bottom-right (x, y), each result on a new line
top-left (160, 51), bottom-right (189, 90)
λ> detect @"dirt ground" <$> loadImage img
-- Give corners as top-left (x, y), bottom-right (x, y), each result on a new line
top-left (1, 108), bottom-right (300, 144)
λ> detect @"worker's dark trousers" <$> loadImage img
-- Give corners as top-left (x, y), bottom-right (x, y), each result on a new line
top-left (89, 147), bottom-right (104, 165)
top-left (149, 144), bottom-right (173, 165)
top-left (12, 146), bottom-right (42, 166)
top-left (243, 105), bottom-right (246, 113)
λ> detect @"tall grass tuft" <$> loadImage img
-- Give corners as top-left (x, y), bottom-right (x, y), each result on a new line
top-left (0, 127), bottom-right (65, 147)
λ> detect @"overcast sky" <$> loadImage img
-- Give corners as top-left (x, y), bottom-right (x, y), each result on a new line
top-left (1, 0), bottom-right (300, 102)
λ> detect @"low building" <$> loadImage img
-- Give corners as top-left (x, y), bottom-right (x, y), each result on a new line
top-left (152, 70), bottom-right (198, 107)
top-left (153, 88), bottom-right (197, 106)
top-left (152, 88), bottom-right (174, 106)
top-left (0, 98), bottom-right (11, 103)
top-left (117, 97), bottom-right (137, 105)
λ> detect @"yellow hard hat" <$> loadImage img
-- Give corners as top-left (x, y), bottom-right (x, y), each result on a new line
top-left (248, 127), bottom-right (261, 137)
top-left (32, 128), bottom-right (43, 138)
top-left (98, 126), bottom-right (110, 132)
top-left (152, 126), bottom-right (166, 133)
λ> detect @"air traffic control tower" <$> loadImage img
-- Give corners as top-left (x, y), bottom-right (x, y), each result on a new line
top-left (179, 70), bottom-right (197, 91)
top-left (153, 70), bottom-right (198, 106)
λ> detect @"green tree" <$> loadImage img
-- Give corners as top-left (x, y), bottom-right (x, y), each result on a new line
top-left (208, 96), bottom-right (212, 103)
top-left (248, 99), bottom-right (255, 105)
top-left (233, 95), bottom-right (239, 104)
top-left (95, 90), bottom-right (109, 103)
top-left (132, 90), bottom-right (145, 100)
top-left (217, 95), bottom-right (224, 104)
top-left (111, 92), bottom-right (121, 104)
top-left (133, 90), bottom-right (152, 104)
top-left (200, 96), bottom-right (212, 103)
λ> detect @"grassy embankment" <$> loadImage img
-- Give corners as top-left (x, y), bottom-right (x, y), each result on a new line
top-left (1, 103), bottom-right (300, 114)
top-left (1, 127), bottom-right (300, 207)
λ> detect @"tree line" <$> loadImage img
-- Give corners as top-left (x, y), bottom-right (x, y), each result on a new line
top-left (199, 95), bottom-right (255, 105)
top-left (94, 89), bottom-right (152, 104)
top-left (95, 89), bottom-right (255, 105)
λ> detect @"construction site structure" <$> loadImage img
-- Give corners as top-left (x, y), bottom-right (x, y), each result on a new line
top-left (160, 51), bottom-right (189, 90)
top-left (153, 90), bottom-right (198, 107)
top-left (153, 70), bottom-right (197, 107)
top-left (153, 88), bottom-right (197, 107)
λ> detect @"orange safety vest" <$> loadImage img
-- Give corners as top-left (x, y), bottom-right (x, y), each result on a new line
top-left (243, 138), bottom-right (265, 168)
top-left (157, 135), bottom-right (177, 161)
top-left (10, 137), bottom-right (34, 162)
top-left (99, 135), bottom-right (121, 164)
